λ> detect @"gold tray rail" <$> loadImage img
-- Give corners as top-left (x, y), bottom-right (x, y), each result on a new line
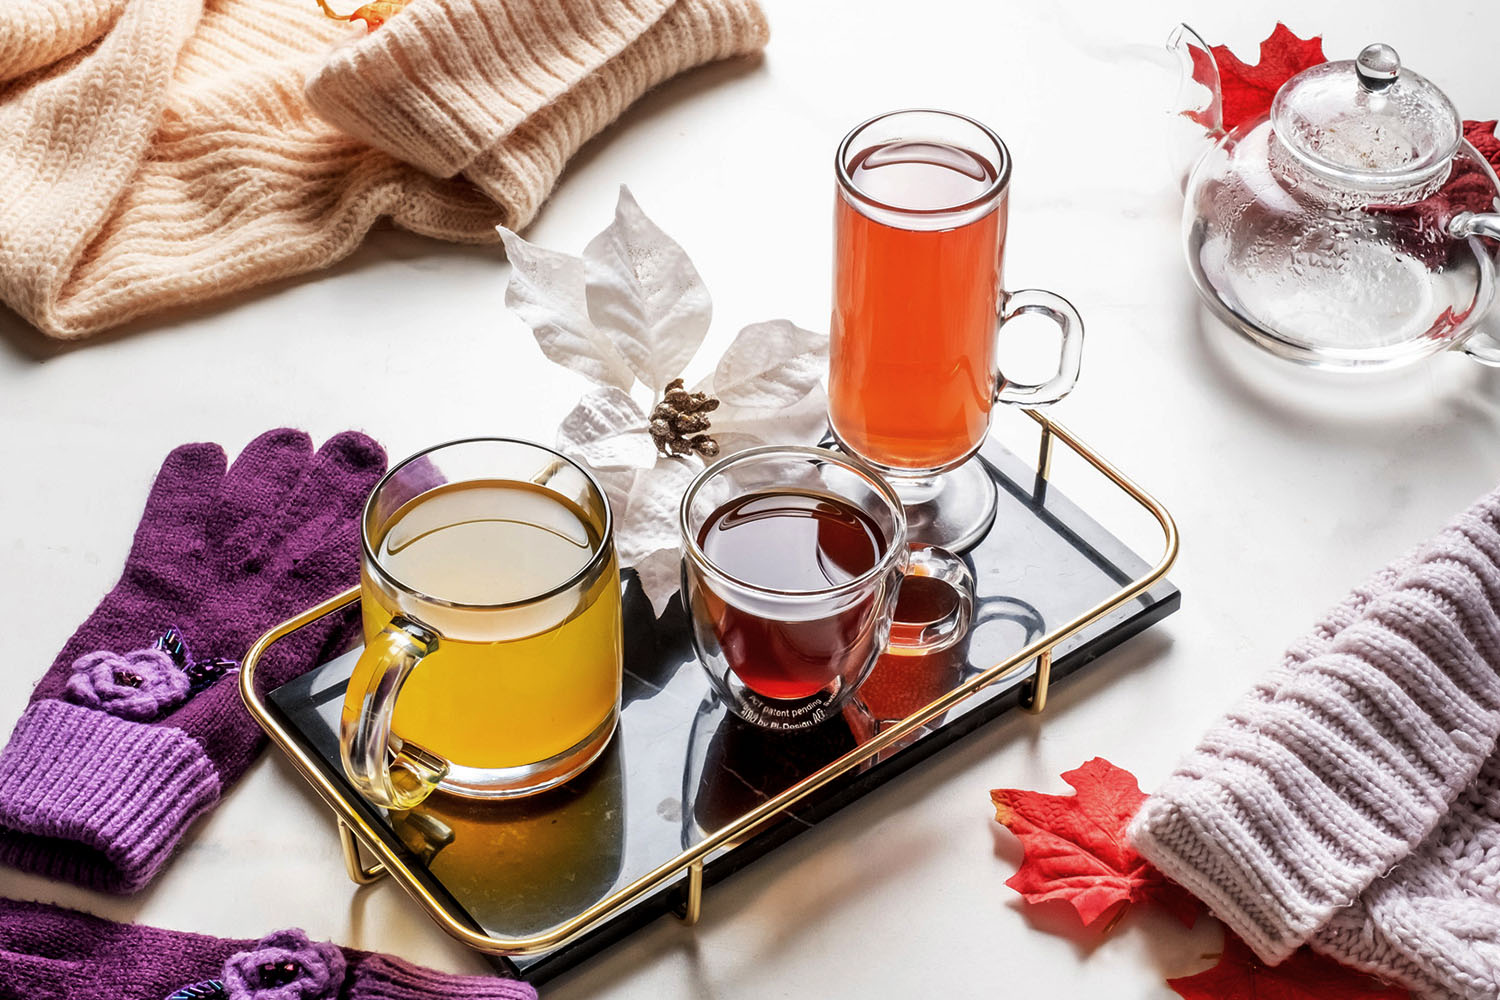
top-left (240, 409), bottom-right (1178, 958)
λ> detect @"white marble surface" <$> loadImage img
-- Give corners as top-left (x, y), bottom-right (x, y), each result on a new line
top-left (3, 1), bottom-right (1500, 996)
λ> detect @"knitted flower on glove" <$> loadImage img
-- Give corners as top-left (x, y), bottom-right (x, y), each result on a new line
top-left (65, 649), bottom-right (189, 720)
top-left (221, 930), bottom-right (346, 1000)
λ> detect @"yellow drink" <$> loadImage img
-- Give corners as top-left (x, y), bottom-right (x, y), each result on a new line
top-left (349, 479), bottom-right (623, 772)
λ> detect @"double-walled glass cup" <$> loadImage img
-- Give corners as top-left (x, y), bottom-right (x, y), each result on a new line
top-left (679, 446), bottom-right (974, 730)
top-left (343, 439), bottom-right (623, 809)
top-left (831, 109), bottom-right (1085, 551)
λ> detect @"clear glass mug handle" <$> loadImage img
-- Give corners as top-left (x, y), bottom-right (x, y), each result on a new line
top-left (885, 543), bottom-right (975, 656)
top-left (994, 289), bottom-right (1085, 406)
top-left (340, 617), bottom-right (449, 810)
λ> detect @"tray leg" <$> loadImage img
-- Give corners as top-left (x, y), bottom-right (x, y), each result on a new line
top-left (1019, 650), bottom-right (1053, 714)
top-left (339, 820), bottom-right (388, 885)
top-left (672, 860), bottom-right (703, 926)
top-left (1033, 422), bottom-right (1055, 501)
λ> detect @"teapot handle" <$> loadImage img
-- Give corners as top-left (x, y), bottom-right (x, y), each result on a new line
top-left (1462, 330), bottom-right (1500, 367)
top-left (1452, 212), bottom-right (1500, 366)
top-left (1451, 212), bottom-right (1500, 244)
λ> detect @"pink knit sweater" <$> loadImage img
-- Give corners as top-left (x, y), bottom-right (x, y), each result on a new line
top-left (1131, 486), bottom-right (1500, 999)
top-left (0, 0), bottom-right (767, 339)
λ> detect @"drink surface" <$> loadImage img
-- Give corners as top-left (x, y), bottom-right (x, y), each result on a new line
top-left (696, 489), bottom-right (887, 700)
top-left (352, 480), bottom-right (622, 771)
top-left (374, 479), bottom-right (596, 604)
top-left (845, 139), bottom-right (997, 210)
top-left (831, 138), bottom-right (1007, 472)
top-left (697, 489), bottom-right (885, 592)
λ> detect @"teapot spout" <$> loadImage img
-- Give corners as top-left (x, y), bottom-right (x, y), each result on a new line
top-left (1169, 23), bottom-right (1224, 137)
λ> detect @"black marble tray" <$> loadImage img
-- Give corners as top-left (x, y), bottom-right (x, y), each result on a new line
top-left (266, 435), bottom-right (1178, 984)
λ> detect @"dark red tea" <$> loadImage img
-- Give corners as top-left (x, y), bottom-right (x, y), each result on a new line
top-left (696, 489), bottom-right (889, 699)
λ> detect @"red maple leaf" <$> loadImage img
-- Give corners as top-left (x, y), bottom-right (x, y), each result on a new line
top-left (1365, 120), bottom-right (1499, 265)
top-left (1169, 934), bottom-right (1411, 999)
top-left (1184, 24), bottom-right (1326, 132)
top-left (315, 0), bottom-right (410, 31)
top-left (989, 758), bottom-right (1202, 928)
top-left (1217, 24), bottom-right (1327, 131)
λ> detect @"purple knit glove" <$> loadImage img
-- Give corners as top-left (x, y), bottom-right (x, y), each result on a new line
top-left (0, 429), bottom-right (386, 893)
top-left (0, 898), bottom-right (536, 1000)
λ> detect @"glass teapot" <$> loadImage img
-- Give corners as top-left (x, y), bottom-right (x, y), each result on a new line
top-left (1171, 26), bottom-right (1500, 370)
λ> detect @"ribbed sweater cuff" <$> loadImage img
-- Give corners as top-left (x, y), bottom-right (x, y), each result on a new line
top-left (0, 699), bottom-right (221, 893)
top-left (0, 0), bottom-right (126, 82)
top-left (350, 954), bottom-right (536, 999)
top-left (304, 0), bottom-right (676, 177)
top-left (1129, 490), bottom-right (1500, 964)
top-left (465, 0), bottom-right (770, 228)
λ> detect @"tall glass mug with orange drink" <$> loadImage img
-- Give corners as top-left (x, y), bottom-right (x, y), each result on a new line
top-left (341, 439), bottom-right (622, 809)
top-left (831, 109), bottom-right (1085, 550)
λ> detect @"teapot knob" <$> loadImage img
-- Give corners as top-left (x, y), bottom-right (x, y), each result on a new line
top-left (1356, 43), bottom-right (1401, 91)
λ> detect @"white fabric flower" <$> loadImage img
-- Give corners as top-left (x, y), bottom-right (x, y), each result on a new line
top-left (498, 187), bottom-right (828, 614)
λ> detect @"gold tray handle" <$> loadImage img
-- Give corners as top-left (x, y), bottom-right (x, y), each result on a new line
top-left (239, 410), bottom-right (1179, 959)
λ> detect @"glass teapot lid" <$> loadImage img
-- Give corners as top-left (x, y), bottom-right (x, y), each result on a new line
top-left (1271, 43), bottom-right (1461, 196)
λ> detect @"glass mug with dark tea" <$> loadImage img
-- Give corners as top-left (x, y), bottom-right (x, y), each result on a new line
top-left (342, 439), bottom-right (623, 809)
top-left (679, 445), bottom-right (974, 730)
top-left (831, 108), bottom-right (1085, 551)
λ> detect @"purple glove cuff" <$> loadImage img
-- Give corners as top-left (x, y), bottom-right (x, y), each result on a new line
top-left (0, 699), bottom-right (220, 893)
top-left (0, 900), bottom-right (538, 1000)
top-left (350, 954), bottom-right (538, 1000)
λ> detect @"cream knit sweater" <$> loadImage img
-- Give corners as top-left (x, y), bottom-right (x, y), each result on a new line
top-left (1130, 486), bottom-right (1500, 999)
top-left (0, 0), bottom-right (767, 339)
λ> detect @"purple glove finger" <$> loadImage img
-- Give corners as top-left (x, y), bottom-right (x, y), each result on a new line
top-left (43, 442), bottom-right (228, 699)
top-left (371, 453), bottom-right (447, 518)
top-left (210, 428), bottom-right (315, 573)
top-left (121, 442), bottom-right (226, 600)
top-left (287, 516), bottom-right (363, 588)
top-left (256, 431), bottom-right (386, 584)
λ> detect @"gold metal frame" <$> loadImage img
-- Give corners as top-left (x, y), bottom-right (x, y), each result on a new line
top-left (239, 410), bottom-right (1178, 958)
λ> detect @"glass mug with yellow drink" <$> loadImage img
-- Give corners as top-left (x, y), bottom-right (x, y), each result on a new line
top-left (342, 439), bottom-right (623, 809)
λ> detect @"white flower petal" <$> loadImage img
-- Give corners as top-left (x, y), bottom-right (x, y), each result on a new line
top-left (630, 547), bottom-right (684, 618)
top-left (583, 187), bottom-right (712, 392)
top-left (616, 457), bottom-right (699, 566)
top-left (589, 465), bottom-right (638, 520)
top-left (580, 461), bottom-right (690, 618)
top-left (704, 431), bottom-right (767, 459)
top-left (498, 227), bottom-right (637, 391)
top-left (556, 387), bottom-right (657, 471)
top-left (710, 383), bottom-right (830, 451)
top-left (709, 320), bottom-right (828, 408)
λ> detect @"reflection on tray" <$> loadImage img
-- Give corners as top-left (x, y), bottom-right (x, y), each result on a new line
top-left (863, 593), bottom-right (1045, 726)
top-left (682, 697), bottom-right (874, 847)
top-left (389, 741), bottom-right (626, 937)
top-left (680, 591), bottom-right (1047, 847)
